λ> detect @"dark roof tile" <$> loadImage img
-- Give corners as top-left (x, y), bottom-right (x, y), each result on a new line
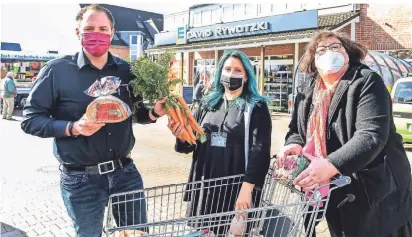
top-left (79, 4), bottom-right (163, 40)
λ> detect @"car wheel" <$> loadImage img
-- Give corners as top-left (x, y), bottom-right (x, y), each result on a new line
top-left (20, 98), bottom-right (27, 108)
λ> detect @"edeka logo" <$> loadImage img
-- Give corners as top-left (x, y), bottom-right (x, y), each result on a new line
top-left (187, 22), bottom-right (269, 41)
top-left (176, 26), bottom-right (187, 44)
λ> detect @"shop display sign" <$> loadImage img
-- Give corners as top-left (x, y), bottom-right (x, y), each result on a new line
top-left (1, 51), bottom-right (58, 61)
top-left (184, 10), bottom-right (318, 44)
top-left (187, 22), bottom-right (269, 40)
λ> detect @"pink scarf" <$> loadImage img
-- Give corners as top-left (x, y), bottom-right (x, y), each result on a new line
top-left (303, 77), bottom-right (340, 199)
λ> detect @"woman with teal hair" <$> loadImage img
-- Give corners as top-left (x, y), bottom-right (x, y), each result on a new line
top-left (168, 49), bottom-right (272, 234)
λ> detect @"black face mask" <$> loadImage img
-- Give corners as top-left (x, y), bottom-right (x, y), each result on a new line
top-left (220, 73), bottom-right (244, 91)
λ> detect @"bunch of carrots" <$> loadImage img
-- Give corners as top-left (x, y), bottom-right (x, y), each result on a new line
top-left (165, 96), bottom-right (206, 144)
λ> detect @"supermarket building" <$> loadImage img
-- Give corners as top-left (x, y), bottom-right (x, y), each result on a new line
top-left (148, 3), bottom-right (412, 111)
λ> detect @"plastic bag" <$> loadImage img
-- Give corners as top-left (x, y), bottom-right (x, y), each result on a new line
top-left (274, 155), bottom-right (310, 180)
top-left (84, 76), bottom-right (132, 123)
top-left (227, 215), bottom-right (247, 236)
top-left (118, 230), bottom-right (148, 236)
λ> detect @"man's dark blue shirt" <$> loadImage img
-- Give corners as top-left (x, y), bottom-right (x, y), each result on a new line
top-left (21, 51), bottom-right (154, 166)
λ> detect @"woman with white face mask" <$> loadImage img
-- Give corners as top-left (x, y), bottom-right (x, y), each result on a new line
top-left (276, 31), bottom-right (412, 237)
top-left (168, 49), bottom-right (272, 235)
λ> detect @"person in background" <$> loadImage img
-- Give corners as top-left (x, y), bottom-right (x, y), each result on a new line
top-left (192, 76), bottom-right (205, 104)
top-left (277, 31), bottom-right (412, 237)
top-left (191, 71), bottom-right (210, 111)
top-left (169, 49), bottom-right (272, 234)
top-left (1, 72), bottom-right (17, 120)
top-left (21, 4), bottom-right (166, 237)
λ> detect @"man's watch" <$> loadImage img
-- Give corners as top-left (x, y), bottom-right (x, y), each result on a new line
top-left (150, 108), bottom-right (160, 119)
top-left (68, 121), bottom-right (78, 138)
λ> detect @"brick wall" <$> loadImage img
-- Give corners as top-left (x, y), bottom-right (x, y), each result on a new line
top-left (240, 45), bottom-right (295, 57)
top-left (356, 4), bottom-right (412, 50)
top-left (265, 44), bottom-right (295, 55)
top-left (194, 51), bottom-right (215, 59)
top-left (298, 43), bottom-right (308, 59)
top-left (339, 25), bottom-right (352, 39)
top-left (109, 46), bottom-right (130, 59)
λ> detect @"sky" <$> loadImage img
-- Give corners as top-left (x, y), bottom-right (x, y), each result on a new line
top-left (0, 2), bottom-right (193, 55)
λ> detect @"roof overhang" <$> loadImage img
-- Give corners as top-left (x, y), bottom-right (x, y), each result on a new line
top-left (148, 36), bottom-right (312, 54)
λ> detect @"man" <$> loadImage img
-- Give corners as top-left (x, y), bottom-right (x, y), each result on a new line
top-left (1, 72), bottom-right (17, 120)
top-left (21, 4), bottom-right (166, 237)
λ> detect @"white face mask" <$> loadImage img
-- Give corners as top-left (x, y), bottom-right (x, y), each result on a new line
top-left (315, 51), bottom-right (345, 74)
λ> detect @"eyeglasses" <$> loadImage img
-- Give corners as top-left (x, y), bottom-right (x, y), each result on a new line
top-left (315, 43), bottom-right (342, 55)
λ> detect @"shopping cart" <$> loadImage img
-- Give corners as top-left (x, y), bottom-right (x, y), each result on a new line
top-left (104, 166), bottom-right (351, 237)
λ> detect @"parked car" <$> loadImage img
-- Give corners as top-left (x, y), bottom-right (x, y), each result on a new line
top-left (13, 78), bottom-right (32, 109)
top-left (391, 77), bottom-right (412, 143)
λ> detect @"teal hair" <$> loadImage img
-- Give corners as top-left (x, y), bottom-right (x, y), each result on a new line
top-left (202, 49), bottom-right (269, 111)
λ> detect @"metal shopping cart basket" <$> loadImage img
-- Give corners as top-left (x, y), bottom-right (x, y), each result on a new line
top-left (104, 166), bottom-right (351, 237)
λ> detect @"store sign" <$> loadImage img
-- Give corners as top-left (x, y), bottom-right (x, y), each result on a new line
top-left (187, 22), bottom-right (269, 41)
top-left (176, 26), bottom-right (187, 45)
top-left (154, 10), bottom-right (318, 46)
top-left (0, 51), bottom-right (58, 61)
top-left (185, 10), bottom-right (317, 43)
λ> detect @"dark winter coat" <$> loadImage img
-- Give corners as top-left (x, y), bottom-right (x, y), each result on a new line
top-left (286, 63), bottom-right (412, 236)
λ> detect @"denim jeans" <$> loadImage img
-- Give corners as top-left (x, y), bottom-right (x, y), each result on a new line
top-left (60, 160), bottom-right (147, 237)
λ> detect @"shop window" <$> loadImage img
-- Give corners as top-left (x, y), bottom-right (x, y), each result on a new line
top-left (130, 35), bottom-right (143, 60)
top-left (286, 3), bottom-right (303, 13)
top-left (193, 12), bottom-right (202, 26)
top-left (245, 4), bottom-right (257, 18)
top-left (164, 16), bottom-right (173, 31)
top-left (222, 6), bottom-right (233, 22)
top-left (211, 8), bottom-right (221, 23)
top-left (193, 59), bottom-right (215, 87)
top-left (202, 10), bottom-right (212, 25)
top-left (175, 15), bottom-right (184, 26)
top-left (249, 55), bottom-right (294, 112)
top-left (272, 3), bottom-right (287, 15)
top-left (131, 35), bottom-right (137, 45)
top-left (260, 4), bottom-right (273, 16)
top-left (233, 4), bottom-right (245, 20)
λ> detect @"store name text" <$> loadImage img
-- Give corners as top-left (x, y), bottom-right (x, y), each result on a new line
top-left (187, 22), bottom-right (269, 40)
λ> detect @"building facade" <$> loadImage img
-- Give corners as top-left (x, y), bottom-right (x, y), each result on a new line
top-left (149, 3), bottom-right (412, 111)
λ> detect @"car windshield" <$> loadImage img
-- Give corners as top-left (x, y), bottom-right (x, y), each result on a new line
top-left (394, 81), bottom-right (412, 104)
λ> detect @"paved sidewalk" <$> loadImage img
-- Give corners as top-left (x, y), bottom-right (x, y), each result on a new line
top-left (1, 112), bottom-right (410, 237)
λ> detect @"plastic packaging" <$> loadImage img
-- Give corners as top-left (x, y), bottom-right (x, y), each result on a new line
top-left (227, 215), bottom-right (247, 236)
top-left (274, 155), bottom-right (310, 180)
top-left (84, 76), bottom-right (132, 123)
top-left (118, 230), bottom-right (148, 236)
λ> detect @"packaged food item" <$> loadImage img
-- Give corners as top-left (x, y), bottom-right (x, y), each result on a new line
top-left (118, 230), bottom-right (148, 236)
top-left (274, 155), bottom-right (310, 180)
top-left (227, 215), bottom-right (247, 236)
top-left (84, 76), bottom-right (131, 123)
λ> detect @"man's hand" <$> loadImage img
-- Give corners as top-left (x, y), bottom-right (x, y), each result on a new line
top-left (153, 98), bottom-right (167, 117)
top-left (70, 115), bottom-right (105, 137)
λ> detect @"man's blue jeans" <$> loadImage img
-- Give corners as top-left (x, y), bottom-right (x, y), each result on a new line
top-left (60, 160), bottom-right (147, 237)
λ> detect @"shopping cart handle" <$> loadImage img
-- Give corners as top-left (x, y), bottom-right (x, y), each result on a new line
top-left (331, 175), bottom-right (351, 187)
